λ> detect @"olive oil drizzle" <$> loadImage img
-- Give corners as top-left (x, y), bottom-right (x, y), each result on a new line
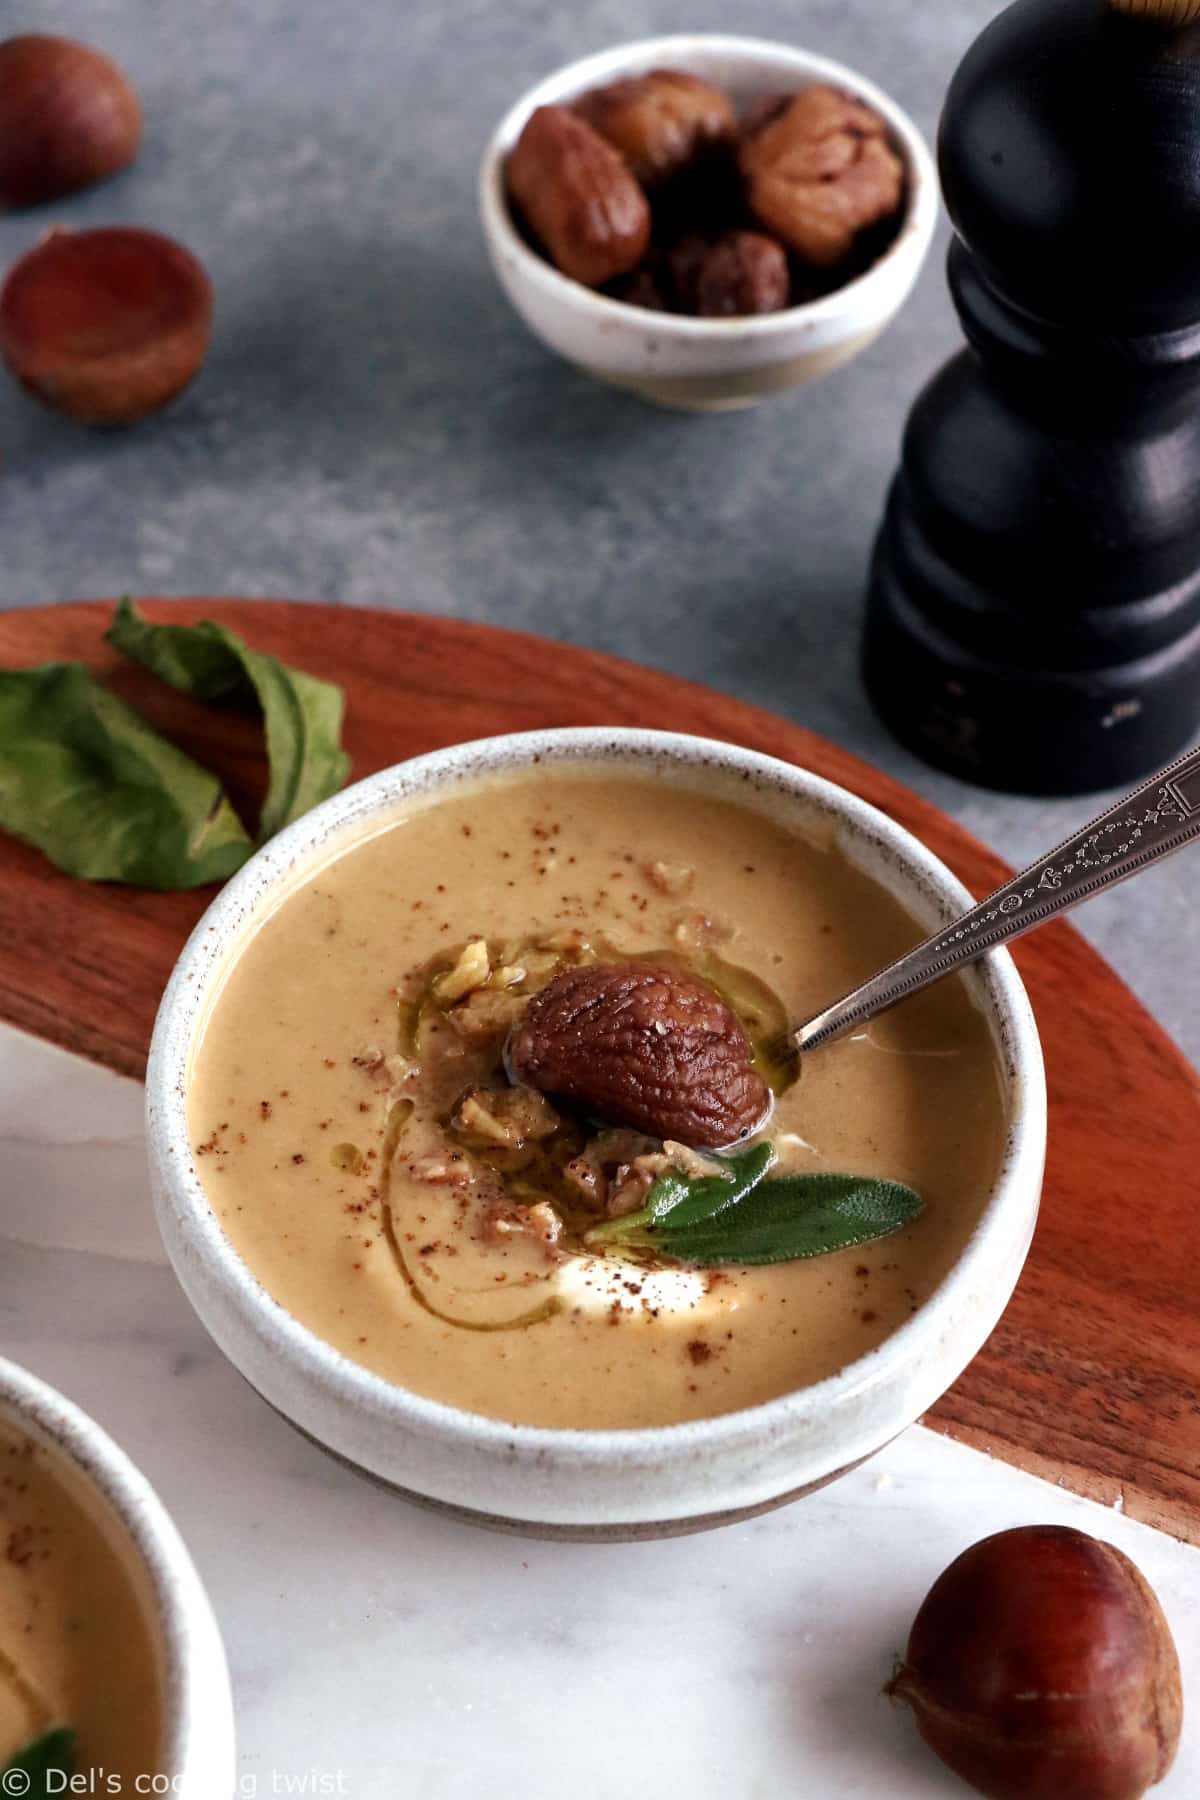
top-left (378, 1099), bottom-right (562, 1333)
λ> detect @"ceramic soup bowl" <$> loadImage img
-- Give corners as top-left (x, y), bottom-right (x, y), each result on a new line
top-left (0, 1356), bottom-right (235, 1792)
top-left (147, 729), bottom-right (1045, 1539)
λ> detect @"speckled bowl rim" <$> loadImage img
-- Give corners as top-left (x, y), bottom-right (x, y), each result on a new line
top-left (148, 728), bottom-right (1045, 1485)
top-left (478, 33), bottom-right (939, 340)
top-left (0, 1354), bottom-right (232, 1781)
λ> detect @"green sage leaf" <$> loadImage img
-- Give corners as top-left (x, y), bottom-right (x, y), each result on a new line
top-left (3, 1727), bottom-right (77, 1794)
top-left (585, 1142), bottom-right (774, 1248)
top-left (0, 663), bottom-right (252, 888)
top-left (649, 1140), bottom-right (775, 1230)
top-left (656, 1172), bottom-right (923, 1266)
top-left (104, 598), bottom-right (243, 700)
top-left (106, 599), bottom-right (350, 838)
top-left (588, 1142), bottom-right (921, 1268)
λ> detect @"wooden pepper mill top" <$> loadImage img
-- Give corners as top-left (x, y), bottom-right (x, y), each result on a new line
top-left (941, 0), bottom-right (1200, 333)
top-left (862, 0), bottom-right (1200, 795)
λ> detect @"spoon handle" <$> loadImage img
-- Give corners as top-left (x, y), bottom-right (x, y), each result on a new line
top-left (793, 742), bottom-right (1200, 1053)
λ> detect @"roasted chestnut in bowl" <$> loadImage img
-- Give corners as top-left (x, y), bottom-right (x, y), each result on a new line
top-left (479, 34), bottom-right (937, 410)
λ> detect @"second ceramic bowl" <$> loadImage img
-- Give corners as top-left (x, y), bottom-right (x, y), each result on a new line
top-left (479, 34), bottom-right (939, 410)
top-left (147, 729), bottom-right (1045, 1540)
top-left (0, 1356), bottom-right (234, 1794)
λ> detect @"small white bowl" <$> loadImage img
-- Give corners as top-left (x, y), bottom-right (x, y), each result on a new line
top-left (0, 1357), bottom-right (235, 1794)
top-left (479, 34), bottom-right (938, 411)
top-left (147, 729), bottom-right (1045, 1540)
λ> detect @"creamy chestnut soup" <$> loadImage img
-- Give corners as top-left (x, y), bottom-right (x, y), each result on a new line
top-left (0, 1424), bottom-right (164, 1775)
top-left (189, 771), bottom-right (1006, 1430)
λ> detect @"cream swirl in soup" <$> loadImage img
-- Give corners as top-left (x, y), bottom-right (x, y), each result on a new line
top-left (188, 771), bottom-right (1005, 1430)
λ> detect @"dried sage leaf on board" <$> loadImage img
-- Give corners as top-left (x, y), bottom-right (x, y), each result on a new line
top-left (0, 662), bottom-right (251, 888)
top-left (106, 598), bottom-right (350, 838)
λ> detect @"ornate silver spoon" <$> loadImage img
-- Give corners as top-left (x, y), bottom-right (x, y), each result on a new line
top-left (793, 743), bottom-right (1200, 1054)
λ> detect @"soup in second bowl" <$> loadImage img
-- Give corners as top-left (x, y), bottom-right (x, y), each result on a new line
top-left (0, 1421), bottom-right (165, 1781)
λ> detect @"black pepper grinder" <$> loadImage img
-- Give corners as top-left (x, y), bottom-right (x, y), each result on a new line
top-left (863, 0), bottom-right (1200, 795)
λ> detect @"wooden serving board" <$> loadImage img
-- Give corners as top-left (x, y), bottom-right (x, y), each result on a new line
top-left (3, 600), bottom-right (1199, 1540)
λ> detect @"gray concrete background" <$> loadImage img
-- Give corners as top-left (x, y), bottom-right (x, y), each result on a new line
top-left (1, 0), bottom-right (1195, 1061)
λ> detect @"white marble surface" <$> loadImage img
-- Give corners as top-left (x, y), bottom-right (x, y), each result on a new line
top-left (1, 1024), bottom-right (1197, 1799)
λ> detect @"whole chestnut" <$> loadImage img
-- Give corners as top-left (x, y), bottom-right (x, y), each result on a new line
top-left (0, 35), bottom-right (141, 210)
top-left (506, 104), bottom-right (650, 289)
top-left (574, 69), bottom-right (736, 187)
top-left (740, 83), bottom-right (904, 267)
top-left (679, 232), bottom-right (791, 318)
top-left (887, 1525), bottom-right (1183, 1800)
top-left (506, 961), bottom-right (771, 1148)
top-left (0, 227), bottom-right (213, 425)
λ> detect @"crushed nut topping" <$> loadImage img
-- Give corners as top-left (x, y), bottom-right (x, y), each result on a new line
top-left (646, 859), bottom-right (695, 897)
top-left (451, 1084), bottom-right (562, 1150)
top-left (482, 1196), bottom-right (564, 1254)
top-left (433, 937), bottom-right (491, 1003)
top-left (447, 986), bottom-right (527, 1049)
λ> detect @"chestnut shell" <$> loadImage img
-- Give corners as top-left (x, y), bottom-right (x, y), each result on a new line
top-left (889, 1525), bottom-right (1183, 1800)
top-left (0, 227), bottom-right (213, 425)
top-left (0, 35), bottom-right (141, 209)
